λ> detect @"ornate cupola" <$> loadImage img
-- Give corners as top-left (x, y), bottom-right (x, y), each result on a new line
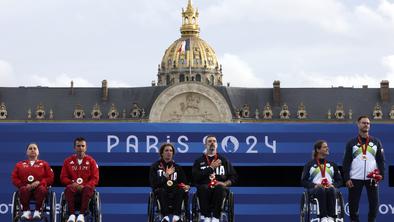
top-left (157, 0), bottom-right (223, 86)
top-left (180, 0), bottom-right (200, 37)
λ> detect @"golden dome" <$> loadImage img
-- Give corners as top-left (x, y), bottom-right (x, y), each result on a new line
top-left (157, 0), bottom-right (223, 86)
top-left (161, 37), bottom-right (220, 71)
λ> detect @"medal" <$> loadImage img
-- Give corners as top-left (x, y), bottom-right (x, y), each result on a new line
top-left (358, 136), bottom-right (369, 161)
top-left (316, 159), bottom-right (329, 187)
top-left (76, 177), bottom-right (83, 185)
top-left (27, 175), bottom-right (35, 183)
top-left (167, 180), bottom-right (173, 187)
top-left (321, 177), bottom-right (329, 187)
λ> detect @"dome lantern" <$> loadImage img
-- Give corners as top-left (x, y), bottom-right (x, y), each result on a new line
top-left (180, 0), bottom-right (200, 37)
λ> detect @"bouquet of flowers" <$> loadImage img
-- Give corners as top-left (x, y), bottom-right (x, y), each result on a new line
top-left (367, 169), bottom-right (382, 186)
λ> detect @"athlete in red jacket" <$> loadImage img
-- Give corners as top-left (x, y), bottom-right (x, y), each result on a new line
top-left (60, 137), bottom-right (99, 222)
top-left (11, 143), bottom-right (54, 220)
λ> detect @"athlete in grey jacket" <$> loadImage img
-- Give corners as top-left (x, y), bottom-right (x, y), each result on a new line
top-left (342, 116), bottom-right (385, 222)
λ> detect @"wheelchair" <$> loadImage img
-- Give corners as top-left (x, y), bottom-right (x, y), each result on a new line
top-left (191, 188), bottom-right (234, 222)
top-left (299, 190), bottom-right (345, 222)
top-left (147, 189), bottom-right (190, 222)
top-left (59, 190), bottom-right (102, 222)
top-left (11, 188), bottom-right (56, 222)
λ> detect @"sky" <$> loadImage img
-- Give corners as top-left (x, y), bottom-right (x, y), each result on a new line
top-left (0, 0), bottom-right (394, 88)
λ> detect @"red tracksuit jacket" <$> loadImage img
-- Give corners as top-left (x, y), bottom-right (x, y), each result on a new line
top-left (60, 154), bottom-right (99, 187)
top-left (11, 159), bottom-right (54, 188)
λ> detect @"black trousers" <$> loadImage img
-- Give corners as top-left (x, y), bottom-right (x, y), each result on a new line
top-left (156, 187), bottom-right (185, 216)
top-left (309, 187), bottom-right (337, 218)
top-left (197, 184), bottom-right (227, 219)
top-left (348, 179), bottom-right (379, 222)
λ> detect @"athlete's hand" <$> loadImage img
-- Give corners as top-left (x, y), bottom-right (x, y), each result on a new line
top-left (210, 159), bottom-right (222, 169)
top-left (31, 181), bottom-right (40, 188)
top-left (346, 180), bottom-right (354, 188)
top-left (314, 184), bottom-right (323, 188)
top-left (215, 181), bottom-right (226, 187)
top-left (166, 166), bottom-right (175, 176)
top-left (183, 185), bottom-right (190, 191)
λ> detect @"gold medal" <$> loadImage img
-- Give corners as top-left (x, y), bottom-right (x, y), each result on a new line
top-left (76, 177), bottom-right (83, 185)
top-left (167, 180), bottom-right (173, 187)
top-left (27, 175), bottom-right (34, 183)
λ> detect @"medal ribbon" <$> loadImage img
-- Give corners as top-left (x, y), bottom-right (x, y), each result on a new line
top-left (316, 159), bottom-right (327, 178)
top-left (358, 135), bottom-right (370, 156)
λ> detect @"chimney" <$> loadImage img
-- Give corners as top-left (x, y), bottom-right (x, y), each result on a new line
top-left (273, 80), bottom-right (281, 105)
top-left (380, 80), bottom-right (389, 102)
top-left (69, 80), bottom-right (74, 95)
top-left (102, 80), bottom-right (108, 101)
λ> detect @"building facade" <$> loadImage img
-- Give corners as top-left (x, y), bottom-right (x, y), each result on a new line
top-left (0, 0), bottom-right (393, 123)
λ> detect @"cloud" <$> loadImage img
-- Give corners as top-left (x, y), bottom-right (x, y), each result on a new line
top-left (378, 0), bottom-right (394, 21)
top-left (220, 53), bottom-right (264, 87)
top-left (383, 55), bottom-right (394, 80)
top-left (26, 73), bottom-right (131, 87)
top-left (28, 73), bottom-right (94, 87)
top-left (0, 60), bottom-right (15, 86)
top-left (204, 0), bottom-right (349, 33)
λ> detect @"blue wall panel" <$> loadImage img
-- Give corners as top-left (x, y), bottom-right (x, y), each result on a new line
top-left (0, 123), bottom-right (393, 221)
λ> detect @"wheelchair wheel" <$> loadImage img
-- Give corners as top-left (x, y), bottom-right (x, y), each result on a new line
top-left (227, 192), bottom-right (234, 222)
top-left (300, 192), bottom-right (310, 222)
top-left (147, 192), bottom-right (155, 222)
top-left (93, 191), bottom-right (102, 222)
top-left (48, 191), bottom-right (57, 222)
top-left (59, 192), bottom-right (68, 222)
top-left (12, 191), bottom-right (21, 222)
top-left (336, 191), bottom-right (345, 220)
top-left (181, 192), bottom-right (190, 222)
top-left (191, 193), bottom-right (200, 222)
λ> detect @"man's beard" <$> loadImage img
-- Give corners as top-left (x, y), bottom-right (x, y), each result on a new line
top-left (208, 144), bottom-right (215, 153)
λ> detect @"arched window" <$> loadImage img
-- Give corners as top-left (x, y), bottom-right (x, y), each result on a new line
top-left (179, 74), bottom-right (185, 82)
top-left (210, 75), bottom-right (215, 85)
top-left (196, 74), bottom-right (201, 82)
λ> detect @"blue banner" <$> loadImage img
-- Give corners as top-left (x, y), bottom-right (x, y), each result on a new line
top-left (0, 123), bottom-right (393, 221)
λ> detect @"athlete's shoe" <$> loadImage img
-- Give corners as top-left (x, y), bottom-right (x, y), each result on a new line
top-left (21, 211), bottom-right (31, 220)
top-left (67, 214), bottom-right (76, 222)
top-left (32, 210), bottom-right (41, 220)
top-left (76, 214), bottom-right (85, 222)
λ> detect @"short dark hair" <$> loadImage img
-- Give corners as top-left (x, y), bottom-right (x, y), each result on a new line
top-left (357, 115), bottom-right (369, 122)
top-left (74, 137), bottom-right (86, 146)
top-left (312, 140), bottom-right (327, 159)
top-left (204, 135), bottom-right (217, 144)
top-left (159, 143), bottom-right (175, 158)
top-left (26, 142), bottom-right (39, 150)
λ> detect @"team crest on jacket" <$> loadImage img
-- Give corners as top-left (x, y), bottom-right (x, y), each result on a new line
top-left (69, 160), bottom-right (74, 165)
